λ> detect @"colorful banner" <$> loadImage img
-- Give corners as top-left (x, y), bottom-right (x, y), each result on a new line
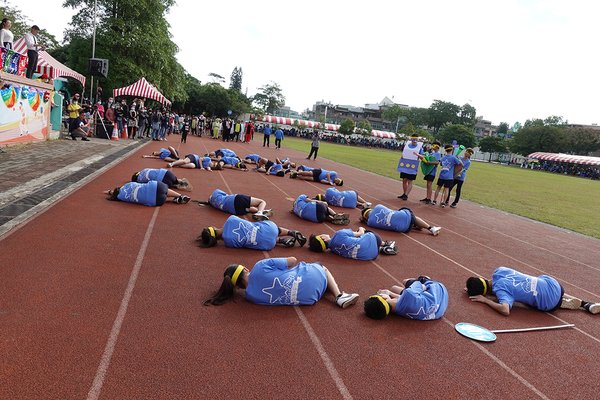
top-left (0, 83), bottom-right (50, 145)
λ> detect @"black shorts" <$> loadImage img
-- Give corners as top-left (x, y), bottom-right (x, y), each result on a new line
top-left (315, 202), bottom-right (327, 222)
top-left (424, 174), bottom-right (436, 182)
top-left (233, 194), bottom-right (252, 215)
top-left (155, 181), bottom-right (169, 206)
top-left (436, 178), bottom-right (454, 188)
top-left (185, 154), bottom-right (198, 168)
top-left (215, 150), bottom-right (224, 158)
top-left (162, 170), bottom-right (178, 186)
top-left (265, 160), bottom-right (274, 170)
top-left (399, 207), bottom-right (416, 233)
top-left (400, 172), bottom-right (417, 180)
top-left (312, 169), bottom-right (322, 182)
top-left (168, 151), bottom-right (179, 160)
top-left (547, 284), bottom-right (565, 313)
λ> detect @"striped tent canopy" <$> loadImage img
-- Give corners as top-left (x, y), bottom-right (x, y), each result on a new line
top-left (527, 152), bottom-right (600, 166)
top-left (251, 114), bottom-right (397, 139)
top-left (113, 77), bottom-right (171, 105)
top-left (13, 37), bottom-right (86, 86)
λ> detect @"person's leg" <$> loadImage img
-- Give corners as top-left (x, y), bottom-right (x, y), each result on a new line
top-left (414, 215), bottom-right (441, 235)
top-left (426, 181), bottom-right (433, 200)
top-left (432, 185), bottom-right (442, 204)
top-left (451, 180), bottom-right (464, 205)
top-left (167, 188), bottom-right (190, 203)
top-left (313, 147), bottom-right (318, 159)
top-left (249, 197), bottom-right (267, 213)
top-left (324, 266), bottom-right (341, 297)
top-left (405, 179), bottom-right (413, 196)
top-left (323, 266), bottom-right (359, 307)
top-left (440, 188), bottom-right (450, 206)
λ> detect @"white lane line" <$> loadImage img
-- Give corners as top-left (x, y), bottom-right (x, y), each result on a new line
top-left (87, 207), bottom-right (160, 400)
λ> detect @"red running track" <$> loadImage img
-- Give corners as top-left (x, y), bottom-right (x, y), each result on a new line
top-left (1, 134), bottom-right (599, 399)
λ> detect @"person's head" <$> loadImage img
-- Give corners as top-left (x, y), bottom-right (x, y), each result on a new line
top-left (275, 170), bottom-right (285, 177)
top-left (236, 162), bottom-right (247, 170)
top-left (106, 187), bottom-right (121, 201)
top-left (334, 178), bottom-right (343, 186)
top-left (360, 208), bottom-right (372, 223)
top-left (78, 110), bottom-right (85, 118)
top-left (131, 172), bottom-right (140, 182)
top-left (289, 162), bottom-right (296, 168)
top-left (31, 25), bottom-right (40, 35)
top-left (308, 234), bottom-right (330, 252)
top-left (432, 141), bottom-right (441, 151)
top-left (314, 193), bottom-right (325, 201)
top-left (444, 144), bottom-right (454, 154)
top-left (1, 18), bottom-right (11, 30)
top-left (197, 227), bottom-right (219, 248)
top-left (203, 264), bottom-right (249, 306)
top-left (364, 295), bottom-right (391, 320)
top-left (465, 148), bottom-right (474, 158)
top-left (410, 134), bottom-right (419, 144)
top-left (466, 277), bottom-right (490, 296)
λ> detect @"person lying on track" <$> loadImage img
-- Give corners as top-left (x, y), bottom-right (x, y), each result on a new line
top-left (465, 267), bottom-right (600, 316)
top-left (308, 227), bottom-right (398, 260)
top-left (103, 181), bottom-right (190, 206)
top-left (364, 276), bottom-right (449, 320)
top-left (207, 148), bottom-right (236, 160)
top-left (216, 157), bottom-right (249, 171)
top-left (360, 206), bottom-right (441, 236)
top-left (141, 146), bottom-right (180, 162)
top-left (292, 194), bottom-right (350, 225)
top-left (167, 154), bottom-right (216, 170)
top-left (289, 168), bottom-right (343, 186)
top-left (203, 257), bottom-right (360, 308)
top-left (200, 188), bottom-right (274, 221)
top-left (244, 154), bottom-right (262, 164)
top-left (314, 187), bottom-right (371, 210)
top-left (131, 168), bottom-right (192, 191)
top-left (197, 215), bottom-right (307, 250)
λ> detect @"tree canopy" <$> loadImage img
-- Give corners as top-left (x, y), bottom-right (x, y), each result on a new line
top-left (479, 136), bottom-right (507, 161)
top-left (253, 81), bottom-right (285, 114)
top-left (339, 118), bottom-right (356, 136)
top-left (229, 67), bottom-right (242, 92)
top-left (436, 124), bottom-right (477, 148)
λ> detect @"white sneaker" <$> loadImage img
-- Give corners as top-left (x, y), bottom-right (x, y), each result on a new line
top-left (252, 210), bottom-right (269, 221)
top-left (336, 292), bottom-right (359, 309)
top-left (561, 298), bottom-right (582, 310)
top-left (587, 303), bottom-right (600, 314)
top-left (361, 202), bottom-right (372, 209)
top-left (429, 226), bottom-right (441, 236)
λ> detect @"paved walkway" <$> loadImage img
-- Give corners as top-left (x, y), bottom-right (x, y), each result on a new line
top-left (0, 137), bottom-right (148, 236)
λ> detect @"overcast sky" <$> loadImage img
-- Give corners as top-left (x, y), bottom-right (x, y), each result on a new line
top-left (18, 0), bottom-right (600, 126)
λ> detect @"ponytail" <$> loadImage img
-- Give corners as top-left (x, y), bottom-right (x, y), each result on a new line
top-left (203, 264), bottom-right (246, 306)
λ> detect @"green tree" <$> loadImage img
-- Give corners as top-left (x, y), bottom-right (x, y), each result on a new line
top-left (405, 107), bottom-right (429, 128)
top-left (398, 123), bottom-right (430, 142)
top-left (339, 118), bottom-right (356, 136)
top-left (382, 105), bottom-right (407, 131)
top-left (479, 136), bottom-right (507, 161)
top-left (427, 100), bottom-right (461, 134)
top-left (0, 5), bottom-right (58, 49)
top-left (436, 124), bottom-right (477, 148)
top-left (508, 125), bottom-right (569, 156)
top-left (209, 73), bottom-right (225, 84)
top-left (253, 81), bottom-right (285, 114)
top-left (564, 127), bottom-right (600, 155)
top-left (458, 103), bottom-right (477, 128)
top-left (497, 122), bottom-right (509, 136)
top-left (356, 120), bottom-right (373, 138)
top-left (229, 67), bottom-right (242, 92)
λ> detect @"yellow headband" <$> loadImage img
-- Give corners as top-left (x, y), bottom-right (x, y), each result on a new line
top-left (208, 227), bottom-right (216, 238)
top-left (370, 295), bottom-right (390, 315)
top-left (315, 236), bottom-right (327, 251)
top-left (231, 265), bottom-right (244, 286)
top-left (479, 278), bottom-right (488, 296)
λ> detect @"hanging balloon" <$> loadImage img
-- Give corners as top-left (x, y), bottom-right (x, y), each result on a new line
top-left (28, 90), bottom-right (41, 112)
top-left (1, 85), bottom-right (17, 108)
top-left (20, 85), bottom-right (29, 99)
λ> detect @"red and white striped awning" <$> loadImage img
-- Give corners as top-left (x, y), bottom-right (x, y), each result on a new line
top-left (113, 77), bottom-right (171, 105)
top-left (251, 115), bottom-right (396, 139)
top-left (13, 37), bottom-right (86, 86)
top-left (527, 152), bottom-right (600, 166)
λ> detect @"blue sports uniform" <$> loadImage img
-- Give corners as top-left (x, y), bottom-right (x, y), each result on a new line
top-left (438, 154), bottom-right (462, 180)
top-left (245, 154), bottom-right (261, 162)
top-left (293, 194), bottom-right (319, 223)
top-left (209, 189), bottom-right (237, 214)
top-left (269, 164), bottom-right (284, 175)
top-left (158, 148), bottom-right (175, 160)
top-left (222, 215), bottom-right (279, 250)
top-left (220, 156), bottom-right (240, 165)
top-left (328, 229), bottom-right (379, 260)
top-left (394, 280), bottom-right (448, 320)
top-left (245, 258), bottom-right (328, 305)
top-left (324, 188), bottom-right (358, 208)
top-left (366, 204), bottom-right (413, 233)
top-left (456, 158), bottom-right (471, 181)
top-left (492, 267), bottom-right (562, 311)
top-left (297, 165), bottom-right (313, 172)
top-left (137, 168), bottom-right (168, 184)
top-left (217, 149), bottom-right (236, 158)
top-left (427, 151), bottom-right (441, 177)
top-left (318, 169), bottom-right (338, 183)
top-left (117, 181), bottom-right (166, 206)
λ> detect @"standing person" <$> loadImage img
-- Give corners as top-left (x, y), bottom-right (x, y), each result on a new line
top-left (66, 94), bottom-right (82, 124)
top-left (213, 118), bottom-right (221, 139)
top-left (415, 141), bottom-right (441, 204)
top-left (160, 111), bottom-right (169, 141)
top-left (445, 147), bottom-right (474, 208)
top-left (181, 117), bottom-right (190, 144)
top-left (397, 134), bottom-right (423, 201)
top-left (24, 25), bottom-right (46, 79)
top-left (274, 126), bottom-right (284, 149)
top-left (432, 144), bottom-right (463, 207)
top-left (114, 103), bottom-right (125, 134)
top-left (223, 118), bottom-right (232, 142)
top-left (137, 107), bottom-right (148, 138)
top-left (244, 121), bottom-right (254, 143)
top-left (191, 116), bottom-right (197, 136)
top-left (364, 277), bottom-right (449, 320)
top-left (128, 104), bottom-right (138, 138)
top-left (105, 102), bottom-right (116, 126)
top-left (203, 258), bottom-right (360, 308)
top-left (465, 267), bottom-right (600, 316)
top-left (0, 18), bottom-right (14, 49)
top-left (233, 120), bottom-right (242, 142)
top-left (306, 130), bottom-right (321, 160)
top-left (263, 124), bottom-right (272, 147)
top-left (308, 227), bottom-right (398, 260)
top-left (151, 109), bottom-right (161, 141)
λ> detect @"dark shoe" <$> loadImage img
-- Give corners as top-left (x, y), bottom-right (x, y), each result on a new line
top-left (293, 232), bottom-right (307, 247)
top-left (419, 198), bottom-right (429, 202)
top-left (450, 203), bottom-right (457, 208)
top-left (431, 201), bottom-right (437, 206)
top-left (398, 194), bottom-right (408, 200)
top-left (381, 244), bottom-right (398, 255)
top-left (306, 157), bottom-right (311, 159)
top-left (81, 137), bottom-right (90, 141)
top-left (281, 237), bottom-right (296, 247)
top-left (71, 136), bottom-right (77, 140)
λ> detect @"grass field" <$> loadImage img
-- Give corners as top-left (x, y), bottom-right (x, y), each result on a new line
top-left (278, 135), bottom-right (600, 239)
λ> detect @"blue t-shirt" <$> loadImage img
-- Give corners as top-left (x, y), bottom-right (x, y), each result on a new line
top-left (245, 258), bottom-right (327, 305)
top-left (293, 194), bottom-right (319, 223)
top-left (439, 154), bottom-right (461, 180)
top-left (263, 127), bottom-right (272, 136)
top-left (456, 158), bottom-right (471, 181)
top-left (209, 189), bottom-right (236, 214)
top-left (137, 168), bottom-right (167, 184)
top-left (200, 157), bottom-right (212, 169)
top-left (394, 280), bottom-right (448, 320)
top-left (297, 165), bottom-right (313, 172)
top-left (117, 181), bottom-right (159, 206)
top-left (222, 216), bottom-right (279, 250)
top-left (428, 151), bottom-right (441, 176)
top-left (218, 149), bottom-right (236, 158)
top-left (275, 129), bottom-right (283, 139)
top-left (492, 267), bottom-right (562, 311)
top-left (158, 148), bottom-right (171, 159)
top-left (366, 204), bottom-right (412, 233)
top-left (245, 154), bottom-right (261, 162)
top-left (328, 229), bottom-right (379, 260)
top-left (221, 156), bottom-right (239, 165)
top-left (325, 188), bottom-right (357, 208)
top-left (269, 164), bottom-right (284, 175)
top-left (318, 169), bottom-right (337, 183)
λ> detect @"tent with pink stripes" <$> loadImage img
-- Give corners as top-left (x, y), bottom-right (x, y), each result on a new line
top-left (527, 152), bottom-right (600, 166)
top-left (13, 37), bottom-right (86, 86)
top-left (113, 77), bottom-right (171, 105)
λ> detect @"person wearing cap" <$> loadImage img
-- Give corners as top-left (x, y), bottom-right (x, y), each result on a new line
top-left (200, 188), bottom-right (274, 221)
top-left (432, 144), bottom-right (463, 207)
top-left (444, 147), bottom-right (474, 208)
top-left (103, 182), bottom-right (190, 206)
top-left (415, 141), bottom-right (442, 204)
top-left (397, 134), bottom-right (424, 201)
top-left (203, 258), bottom-right (360, 309)
top-left (131, 168), bottom-right (192, 191)
top-left (364, 277), bottom-right (449, 320)
top-left (68, 110), bottom-right (90, 141)
top-left (167, 154), bottom-right (215, 170)
top-left (197, 215), bottom-right (307, 250)
top-left (308, 227), bottom-right (398, 260)
top-left (292, 194), bottom-right (350, 225)
top-left (24, 25), bottom-right (46, 79)
top-left (311, 188), bottom-right (369, 210)
top-left (142, 146), bottom-right (180, 162)
top-left (360, 205), bottom-right (441, 236)
top-left (289, 168), bottom-right (343, 186)
top-left (465, 267), bottom-right (600, 316)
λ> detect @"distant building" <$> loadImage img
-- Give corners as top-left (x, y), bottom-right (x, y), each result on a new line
top-left (473, 117), bottom-right (497, 138)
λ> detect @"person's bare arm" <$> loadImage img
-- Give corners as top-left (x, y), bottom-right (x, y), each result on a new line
top-left (469, 294), bottom-right (510, 316)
